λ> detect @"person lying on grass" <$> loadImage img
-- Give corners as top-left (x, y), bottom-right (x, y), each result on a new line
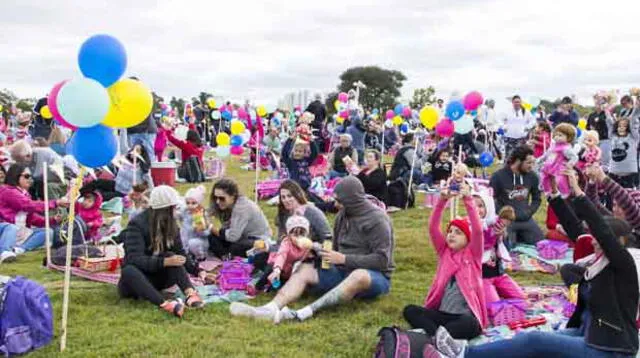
top-left (229, 176), bottom-right (394, 323)
top-left (429, 168), bottom-right (640, 358)
top-left (403, 180), bottom-right (486, 341)
top-left (118, 185), bottom-right (205, 318)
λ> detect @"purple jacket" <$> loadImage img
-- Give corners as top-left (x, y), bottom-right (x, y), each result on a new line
top-left (0, 185), bottom-right (56, 227)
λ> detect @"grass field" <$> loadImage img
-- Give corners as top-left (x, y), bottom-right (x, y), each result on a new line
top-left (0, 155), bottom-right (559, 358)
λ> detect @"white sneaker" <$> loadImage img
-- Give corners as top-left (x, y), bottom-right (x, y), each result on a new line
top-left (13, 247), bottom-right (25, 256)
top-left (229, 302), bottom-right (279, 322)
top-left (277, 306), bottom-right (297, 323)
top-left (435, 326), bottom-right (466, 358)
top-left (0, 251), bottom-right (17, 264)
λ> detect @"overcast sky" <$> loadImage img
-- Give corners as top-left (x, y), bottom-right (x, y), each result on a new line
top-left (2, 0), bottom-right (640, 110)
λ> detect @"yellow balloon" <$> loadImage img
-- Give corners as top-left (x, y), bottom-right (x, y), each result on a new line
top-left (522, 102), bottom-right (533, 111)
top-left (392, 115), bottom-right (403, 126)
top-left (40, 105), bottom-right (53, 119)
top-left (336, 116), bottom-right (344, 124)
top-left (257, 106), bottom-right (267, 117)
top-left (102, 79), bottom-right (153, 128)
top-left (578, 119), bottom-right (587, 130)
top-left (216, 132), bottom-right (230, 146)
top-left (419, 106), bottom-right (439, 129)
top-left (0, 104), bottom-right (4, 112)
top-left (207, 98), bottom-right (216, 108)
top-left (230, 120), bottom-right (246, 135)
top-left (334, 100), bottom-right (340, 111)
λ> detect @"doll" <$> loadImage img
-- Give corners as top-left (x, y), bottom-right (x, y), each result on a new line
top-left (576, 130), bottom-right (602, 171)
top-left (448, 162), bottom-right (470, 192)
top-left (537, 123), bottom-right (578, 197)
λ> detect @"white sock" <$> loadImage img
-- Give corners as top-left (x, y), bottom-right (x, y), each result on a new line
top-left (296, 306), bottom-right (313, 321)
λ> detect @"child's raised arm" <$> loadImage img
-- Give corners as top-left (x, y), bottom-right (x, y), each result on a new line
top-left (461, 188), bottom-right (483, 260)
top-left (429, 194), bottom-right (450, 256)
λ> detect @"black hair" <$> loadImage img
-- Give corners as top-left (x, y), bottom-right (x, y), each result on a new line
top-left (603, 216), bottom-right (632, 242)
top-left (536, 121), bottom-right (552, 133)
top-left (621, 95), bottom-right (633, 105)
top-left (5, 163), bottom-right (30, 187)
top-left (512, 95), bottom-right (521, 101)
top-left (186, 130), bottom-right (203, 147)
top-left (402, 133), bottom-right (415, 145)
top-left (210, 178), bottom-right (240, 222)
top-left (436, 148), bottom-right (451, 161)
top-left (507, 145), bottom-right (534, 166)
top-left (561, 96), bottom-right (572, 104)
top-left (128, 143), bottom-right (151, 173)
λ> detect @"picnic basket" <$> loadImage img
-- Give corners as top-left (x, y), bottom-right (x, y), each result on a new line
top-left (76, 238), bottom-right (123, 273)
top-left (487, 299), bottom-right (527, 326)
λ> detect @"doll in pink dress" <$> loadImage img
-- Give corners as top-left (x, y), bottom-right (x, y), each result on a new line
top-left (537, 123), bottom-right (579, 197)
top-left (576, 130), bottom-right (602, 171)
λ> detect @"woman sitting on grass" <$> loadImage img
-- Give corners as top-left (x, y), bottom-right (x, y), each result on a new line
top-left (430, 169), bottom-right (640, 358)
top-left (118, 185), bottom-right (205, 318)
top-left (275, 180), bottom-right (332, 242)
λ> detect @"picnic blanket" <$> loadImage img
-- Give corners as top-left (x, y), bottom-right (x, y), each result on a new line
top-left (470, 285), bottom-right (573, 346)
top-left (504, 244), bottom-right (574, 274)
top-left (48, 257), bottom-right (250, 303)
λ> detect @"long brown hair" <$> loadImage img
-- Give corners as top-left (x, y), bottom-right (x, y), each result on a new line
top-left (148, 207), bottom-right (177, 253)
top-left (276, 180), bottom-right (308, 227)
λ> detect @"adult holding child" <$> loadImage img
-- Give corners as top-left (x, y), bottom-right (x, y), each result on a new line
top-left (230, 176), bottom-right (394, 323)
top-left (275, 180), bottom-right (332, 242)
top-left (118, 185), bottom-right (204, 318)
top-left (208, 178), bottom-right (272, 258)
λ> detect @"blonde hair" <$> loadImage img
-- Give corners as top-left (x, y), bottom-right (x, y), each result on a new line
top-left (9, 140), bottom-right (33, 162)
top-left (583, 130), bottom-right (599, 144)
top-left (48, 126), bottom-right (66, 145)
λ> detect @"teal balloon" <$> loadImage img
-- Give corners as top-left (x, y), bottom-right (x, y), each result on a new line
top-left (216, 145), bottom-right (230, 158)
top-left (57, 78), bottom-right (110, 128)
top-left (71, 125), bottom-right (117, 167)
top-left (454, 115), bottom-right (474, 134)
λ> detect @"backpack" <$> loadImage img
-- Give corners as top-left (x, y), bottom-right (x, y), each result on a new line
top-left (387, 178), bottom-right (415, 209)
top-left (374, 326), bottom-right (434, 358)
top-left (389, 146), bottom-right (413, 181)
top-left (178, 156), bottom-right (205, 183)
top-left (0, 277), bottom-right (53, 357)
top-left (52, 216), bottom-right (87, 249)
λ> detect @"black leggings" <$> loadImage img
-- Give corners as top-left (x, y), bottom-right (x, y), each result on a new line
top-left (403, 305), bottom-right (482, 340)
top-left (560, 264), bottom-right (586, 288)
top-left (207, 234), bottom-right (254, 259)
top-left (118, 265), bottom-right (193, 306)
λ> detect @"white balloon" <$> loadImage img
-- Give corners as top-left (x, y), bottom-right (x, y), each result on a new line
top-left (174, 125), bottom-right (189, 140)
top-left (211, 110), bottom-right (221, 120)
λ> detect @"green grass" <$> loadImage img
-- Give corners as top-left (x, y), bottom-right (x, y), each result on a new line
top-left (0, 155), bottom-right (560, 358)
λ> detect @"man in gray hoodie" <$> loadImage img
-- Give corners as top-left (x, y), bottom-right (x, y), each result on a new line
top-left (489, 145), bottom-right (543, 245)
top-left (230, 176), bottom-right (394, 323)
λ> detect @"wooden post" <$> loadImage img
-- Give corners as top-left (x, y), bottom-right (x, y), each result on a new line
top-left (60, 167), bottom-right (85, 352)
top-left (43, 162), bottom-right (51, 267)
top-left (405, 132), bottom-right (422, 209)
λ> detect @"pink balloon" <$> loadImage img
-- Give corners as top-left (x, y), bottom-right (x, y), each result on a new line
top-left (385, 110), bottom-right (395, 120)
top-left (161, 103), bottom-right (168, 110)
top-left (338, 92), bottom-right (348, 103)
top-left (48, 80), bottom-right (77, 130)
top-left (435, 119), bottom-right (455, 138)
top-left (339, 110), bottom-right (348, 119)
top-left (294, 105), bottom-right (302, 111)
top-left (463, 91), bottom-right (483, 111)
top-left (402, 106), bottom-right (412, 118)
top-left (237, 108), bottom-right (248, 120)
top-left (230, 145), bottom-right (244, 156)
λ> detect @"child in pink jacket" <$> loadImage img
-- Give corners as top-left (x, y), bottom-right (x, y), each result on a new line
top-left (252, 215), bottom-right (315, 292)
top-left (473, 193), bottom-right (525, 304)
top-left (75, 191), bottom-right (104, 242)
top-left (403, 184), bottom-right (487, 341)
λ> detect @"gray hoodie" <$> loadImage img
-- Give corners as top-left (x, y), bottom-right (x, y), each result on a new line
top-left (333, 176), bottom-right (395, 278)
top-left (212, 196), bottom-right (272, 247)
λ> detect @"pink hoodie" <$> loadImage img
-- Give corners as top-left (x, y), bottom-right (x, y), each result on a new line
top-left (75, 192), bottom-right (104, 241)
top-left (424, 196), bottom-right (488, 329)
top-left (267, 236), bottom-right (312, 278)
top-left (0, 185), bottom-right (57, 227)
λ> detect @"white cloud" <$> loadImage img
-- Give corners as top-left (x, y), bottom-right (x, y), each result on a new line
top-left (1, 0), bottom-right (640, 110)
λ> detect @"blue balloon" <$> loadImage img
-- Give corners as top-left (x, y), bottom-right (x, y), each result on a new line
top-left (577, 128), bottom-right (582, 138)
top-left (78, 34), bottom-right (127, 87)
top-left (394, 104), bottom-right (404, 115)
top-left (230, 135), bottom-right (243, 147)
top-left (222, 111), bottom-right (232, 120)
top-left (400, 123), bottom-right (409, 134)
top-left (271, 117), bottom-right (281, 127)
top-left (446, 101), bottom-right (465, 121)
top-left (479, 152), bottom-right (494, 167)
top-left (497, 128), bottom-right (505, 136)
top-left (372, 108), bottom-right (379, 115)
top-left (71, 125), bottom-right (117, 168)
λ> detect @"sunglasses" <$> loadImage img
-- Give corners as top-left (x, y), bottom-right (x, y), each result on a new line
top-left (214, 196), bottom-right (226, 203)
top-left (20, 173), bottom-right (32, 179)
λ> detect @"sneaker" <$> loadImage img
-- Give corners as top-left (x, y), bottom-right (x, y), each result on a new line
top-left (13, 247), bottom-right (25, 256)
top-left (386, 206), bottom-right (401, 213)
top-left (435, 327), bottom-right (465, 358)
top-left (277, 306), bottom-right (297, 323)
top-left (229, 302), bottom-right (278, 322)
top-left (160, 299), bottom-right (184, 318)
top-left (0, 251), bottom-right (17, 264)
top-left (185, 291), bottom-right (204, 308)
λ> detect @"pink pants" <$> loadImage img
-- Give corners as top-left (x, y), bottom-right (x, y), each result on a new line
top-left (483, 274), bottom-right (525, 304)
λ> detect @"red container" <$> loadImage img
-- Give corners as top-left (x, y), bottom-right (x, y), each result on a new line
top-left (151, 161), bottom-right (176, 187)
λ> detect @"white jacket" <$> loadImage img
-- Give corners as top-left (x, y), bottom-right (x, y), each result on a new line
top-left (502, 108), bottom-right (534, 139)
top-left (479, 105), bottom-right (500, 132)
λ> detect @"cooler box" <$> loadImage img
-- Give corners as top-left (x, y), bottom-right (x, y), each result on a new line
top-left (151, 161), bottom-right (176, 187)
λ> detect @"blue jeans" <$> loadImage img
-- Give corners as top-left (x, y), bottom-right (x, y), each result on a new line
top-left (128, 133), bottom-right (156, 162)
top-left (0, 224), bottom-right (49, 252)
top-left (310, 265), bottom-right (390, 299)
top-left (465, 331), bottom-right (633, 358)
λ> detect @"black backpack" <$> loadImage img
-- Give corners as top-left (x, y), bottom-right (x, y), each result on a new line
top-left (374, 326), bottom-right (435, 358)
top-left (52, 217), bottom-right (87, 249)
top-left (178, 156), bottom-right (205, 183)
top-left (389, 146), bottom-right (413, 181)
top-left (387, 178), bottom-right (415, 209)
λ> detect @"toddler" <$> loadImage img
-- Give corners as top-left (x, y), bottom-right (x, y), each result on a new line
top-left (75, 190), bottom-right (104, 242)
top-left (179, 185), bottom-right (210, 261)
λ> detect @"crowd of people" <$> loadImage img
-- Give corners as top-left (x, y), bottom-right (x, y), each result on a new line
top-left (1, 88), bottom-right (640, 357)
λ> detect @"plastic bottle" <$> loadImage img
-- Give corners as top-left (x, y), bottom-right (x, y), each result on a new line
top-left (322, 240), bottom-right (332, 269)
